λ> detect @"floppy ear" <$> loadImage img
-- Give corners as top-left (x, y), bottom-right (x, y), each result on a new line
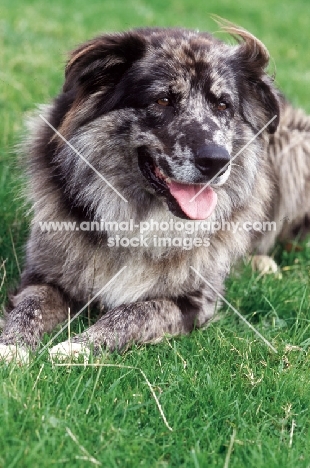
top-left (215, 18), bottom-right (280, 134)
top-left (53, 32), bottom-right (147, 136)
top-left (63, 32), bottom-right (146, 96)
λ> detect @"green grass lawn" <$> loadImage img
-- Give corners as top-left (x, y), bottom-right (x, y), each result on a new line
top-left (1, 0), bottom-right (310, 466)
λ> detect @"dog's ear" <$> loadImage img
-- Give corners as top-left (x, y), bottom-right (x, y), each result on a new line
top-left (214, 18), bottom-right (280, 134)
top-left (232, 27), bottom-right (280, 134)
top-left (63, 32), bottom-right (146, 96)
top-left (55, 32), bottom-right (147, 136)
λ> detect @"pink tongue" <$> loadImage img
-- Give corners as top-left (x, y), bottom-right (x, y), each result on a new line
top-left (168, 181), bottom-right (217, 220)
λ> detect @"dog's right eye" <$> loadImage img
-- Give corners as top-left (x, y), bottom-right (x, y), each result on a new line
top-left (217, 102), bottom-right (228, 111)
top-left (156, 98), bottom-right (171, 107)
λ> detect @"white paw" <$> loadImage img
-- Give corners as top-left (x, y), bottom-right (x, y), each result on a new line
top-left (0, 344), bottom-right (29, 365)
top-left (49, 341), bottom-right (90, 362)
top-left (251, 255), bottom-right (279, 275)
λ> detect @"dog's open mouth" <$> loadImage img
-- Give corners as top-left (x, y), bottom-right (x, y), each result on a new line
top-left (138, 149), bottom-right (218, 220)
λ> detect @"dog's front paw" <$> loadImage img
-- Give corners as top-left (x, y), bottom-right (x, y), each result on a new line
top-left (251, 255), bottom-right (279, 275)
top-left (49, 341), bottom-right (90, 362)
top-left (0, 344), bottom-right (29, 365)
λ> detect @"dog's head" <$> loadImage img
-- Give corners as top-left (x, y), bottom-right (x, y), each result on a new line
top-left (47, 23), bottom-right (280, 221)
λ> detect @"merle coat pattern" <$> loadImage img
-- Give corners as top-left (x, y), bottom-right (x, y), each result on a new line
top-left (0, 23), bottom-right (309, 362)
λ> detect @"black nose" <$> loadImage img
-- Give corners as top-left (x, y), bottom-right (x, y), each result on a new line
top-left (195, 144), bottom-right (230, 178)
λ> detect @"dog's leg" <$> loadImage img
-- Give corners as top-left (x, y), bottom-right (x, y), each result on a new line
top-left (0, 285), bottom-right (68, 363)
top-left (49, 294), bottom-right (216, 359)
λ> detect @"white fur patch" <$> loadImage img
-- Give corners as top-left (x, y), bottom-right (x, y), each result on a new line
top-left (0, 344), bottom-right (29, 365)
top-left (49, 341), bottom-right (90, 361)
top-left (251, 255), bottom-right (279, 275)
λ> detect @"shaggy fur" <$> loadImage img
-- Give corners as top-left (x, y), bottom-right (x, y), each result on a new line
top-left (0, 23), bottom-right (309, 361)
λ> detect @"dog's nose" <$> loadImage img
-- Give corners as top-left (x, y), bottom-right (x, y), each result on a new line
top-left (195, 144), bottom-right (230, 178)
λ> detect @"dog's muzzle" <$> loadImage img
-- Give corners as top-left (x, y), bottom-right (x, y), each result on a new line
top-left (137, 143), bottom-right (231, 220)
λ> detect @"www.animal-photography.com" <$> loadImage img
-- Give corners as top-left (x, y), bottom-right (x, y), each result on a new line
top-left (0, 0), bottom-right (309, 466)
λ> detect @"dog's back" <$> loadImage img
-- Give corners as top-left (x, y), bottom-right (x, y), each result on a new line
top-left (253, 101), bottom-right (310, 254)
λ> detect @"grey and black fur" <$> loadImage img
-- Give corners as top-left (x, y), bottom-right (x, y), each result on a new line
top-left (0, 22), bottom-right (309, 360)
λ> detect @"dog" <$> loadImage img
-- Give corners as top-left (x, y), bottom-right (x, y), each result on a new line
top-left (1, 22), bottom-right (309, 362)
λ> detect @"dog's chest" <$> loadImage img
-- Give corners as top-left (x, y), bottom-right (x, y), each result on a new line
top-left (80, 247), bottom-right (207, 308)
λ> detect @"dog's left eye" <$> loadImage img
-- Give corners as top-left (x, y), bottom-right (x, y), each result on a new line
top-left (217, 102), bottom-right (228, 111)
top-left (157, 98), bottom-right (171, 107)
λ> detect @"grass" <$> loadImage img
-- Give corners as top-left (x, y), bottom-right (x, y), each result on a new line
top-left (0, 0), bottom-right (310, 466)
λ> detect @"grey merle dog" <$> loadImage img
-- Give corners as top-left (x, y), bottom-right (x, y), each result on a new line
top-left (1, 22), bottom-right (309, 362)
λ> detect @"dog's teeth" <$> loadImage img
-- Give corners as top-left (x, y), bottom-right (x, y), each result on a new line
top-left (156, 167), bottom-right (171, 183)
top-left (160, 169), bottom-right (171, 183)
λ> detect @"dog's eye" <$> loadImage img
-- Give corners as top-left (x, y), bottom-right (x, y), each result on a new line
top-left (157, 98), bottom-right (171, 107)
top-left (217, 102), bottom-right (228, 111)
